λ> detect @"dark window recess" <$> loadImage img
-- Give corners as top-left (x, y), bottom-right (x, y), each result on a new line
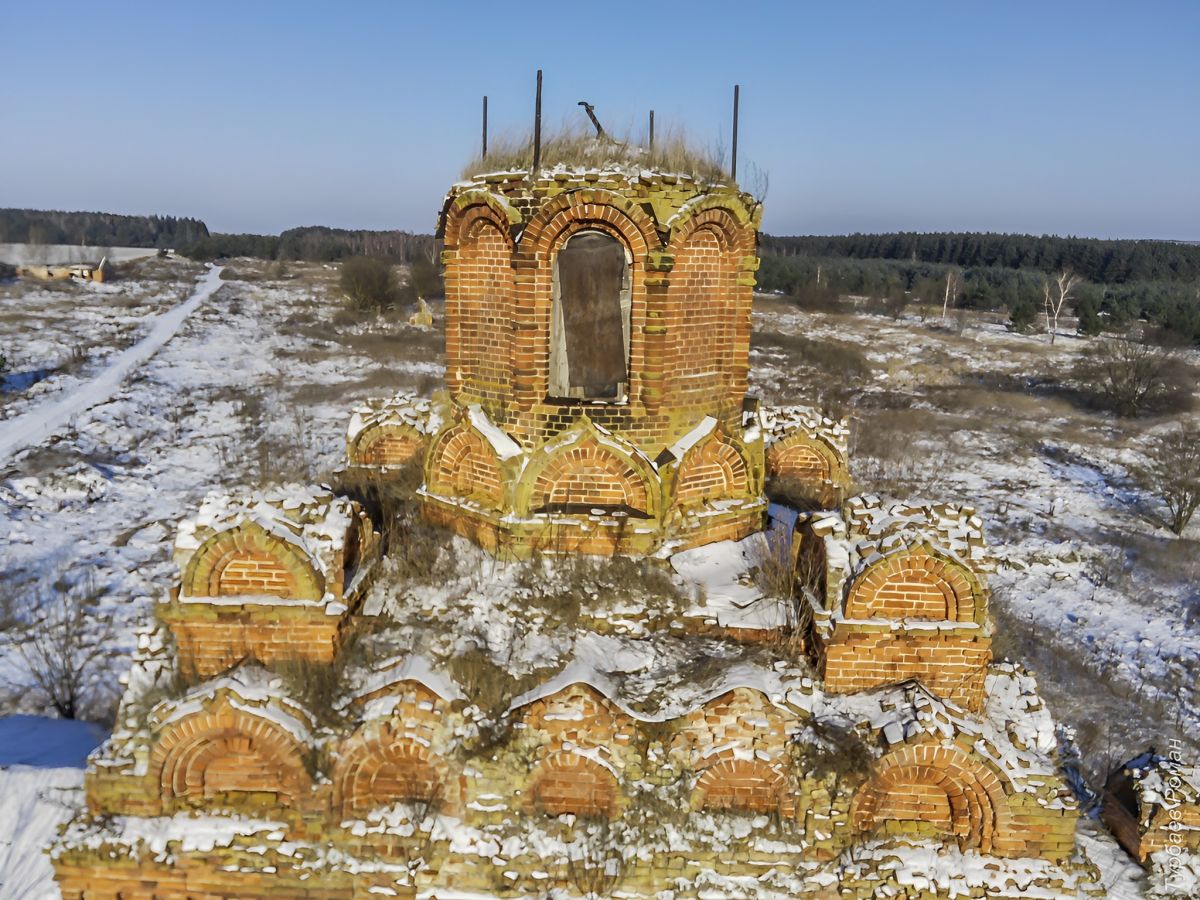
top-left (551, 232), bottom-right (629, 400)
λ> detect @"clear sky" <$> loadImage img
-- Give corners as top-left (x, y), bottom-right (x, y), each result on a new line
top-left (3, 1), bottom-right (1197, 239)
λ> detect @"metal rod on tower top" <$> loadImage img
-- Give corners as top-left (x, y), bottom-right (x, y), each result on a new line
top-left (533, 69), bottom-right (543, 172)
top-left (731, 84), bottom-right (740, 180)
top-left (649, 110), bottom-right (655, 151)
top-left (482, 95), bottom-right (488, 158)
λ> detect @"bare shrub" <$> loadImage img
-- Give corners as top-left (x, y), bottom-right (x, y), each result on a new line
top-left (1135, 425), bottom-right (1200, 536)
top-left (1073, 337), bottom-right (1192, 417)
top-left (564, 816), bottom-right (629, 899)
top-left (340, 256), bottom-right (399, 313)
top-left (448, 646), bottom-right (559, 756)
top-left (15, 573), bottom-right (117, 720)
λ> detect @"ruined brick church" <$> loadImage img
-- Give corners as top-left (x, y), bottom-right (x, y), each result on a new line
top-left (52, 159), bottom-right (1118, 897)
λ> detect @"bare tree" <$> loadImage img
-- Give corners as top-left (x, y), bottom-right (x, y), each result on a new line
top-left (1043, 270), bottom-right (1082, 344)
top-left (941, 267), bottom-right (961, 323)
top-left (1074, 337), bottom-right (1182, 417)
top-left (1135, 425), bottom-right (1200, 536)
top-left (16, 573), bottom-right (116, 719)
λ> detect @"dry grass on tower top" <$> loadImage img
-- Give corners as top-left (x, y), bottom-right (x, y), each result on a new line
top-left (461, 122), bottom-right (730, 184)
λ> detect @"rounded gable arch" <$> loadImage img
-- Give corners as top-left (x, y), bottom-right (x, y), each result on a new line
top-left (666, 196), bottom-right (758, 252)
top-left (693, 753), bottom-right (793, 816)
top-left (180, 521), bottom-right (324, 601)
top-left (527, 750), bottom-right (620, 819)
top-left (150, 703), bottom-right (312, 811)
top-left (439, 192), bottom-right (519, 250)
top-left (674, 430), bottom-right (751, 508)
top-left (845, 545), bottom-right (982, 624)
top-left (851, 742), bottom-right (1010, 854)
top-left (425, 420), bottom-right (504, 508)
top-left (516, 423), bottom-right (659, 518)
top-left (332, 727), bottom-right (449, 820)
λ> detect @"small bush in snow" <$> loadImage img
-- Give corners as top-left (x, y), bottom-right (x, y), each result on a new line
top-left (340, 256), bottom-right (399, 314)
top-left (1136, 425), bottom-right (1200, 536)
top-left (16, 574), bottom-right (116, 720)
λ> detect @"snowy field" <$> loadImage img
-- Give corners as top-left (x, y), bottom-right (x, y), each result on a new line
top-left (0, 261), bottom-right (1195, 896)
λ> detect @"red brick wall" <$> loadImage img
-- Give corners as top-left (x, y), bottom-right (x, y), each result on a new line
top-left (823, 630), bottom-right (991, 711)
top-left (214, 551), bottom-right (296, 598)
top-left (676, 437), bottom-right (748, 506)
top-left (429, 426), bottom-right (503, 506)
top-left (667, 227), bottom-right (736, 407)
top-left (529, 752), bottom-right (619, 818)
top-left (695, 757), bottom-right (788, 814)
top-left (165, 609), bottom-right (344, 678)
top-left (530, 441), bottom-right (650, 512)
top-left (450, 217), bottom-right (513, 403)
top-left (356, 429), bottom-right (423, 467)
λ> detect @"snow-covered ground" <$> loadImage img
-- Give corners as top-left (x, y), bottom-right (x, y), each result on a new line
top-left (0, 266), bottom-right (1195, 896)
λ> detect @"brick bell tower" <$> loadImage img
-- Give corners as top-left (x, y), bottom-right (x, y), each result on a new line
top-left (420, 168), bottom-right (768, 555)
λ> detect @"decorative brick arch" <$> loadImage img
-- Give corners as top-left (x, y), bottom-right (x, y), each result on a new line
top-left (523, 436), bottom-right (656, 517)
top-left (693, 755), bottom-right (793, 816)
top-left (150, 701), bottom-right (312, 811)
top-left (514, 191), bottom-right (656, 408)
top-left (666, 196), bottom-right (758, 248)
top-left (440, 192), bottom-right (520, 249)
top-left (675, 432), bottom-right (750, 508)
top-left (350, 424), bottom-right (424, 468)
top-left (851, 743), bottom-right (1010, 854)
top-left (426, 422), bottom-right (503, 507)
top-left (766, 432), bottom-right (849, 496)
top-left (528, 751), bottom-right (620, 819)
top-left (180, 522), bottom-right (324, 601)
top-left (332, 730), bottom-right (447, 820)
top-left (845, 546), bottom-right (981, 624)
top-left (520, 189), bottom-right (657, 262)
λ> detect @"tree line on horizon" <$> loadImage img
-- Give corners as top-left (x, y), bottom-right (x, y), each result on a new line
top-left (0, 208), bottom-right (209, 248)
top-left (4, 207), bottom-right (1197, 342)
top-left (759, 234), bottom-right (1200, 344)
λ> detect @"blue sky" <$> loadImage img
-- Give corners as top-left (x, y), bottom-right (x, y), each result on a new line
top-left (3, 1), bottom-right (1197, 239)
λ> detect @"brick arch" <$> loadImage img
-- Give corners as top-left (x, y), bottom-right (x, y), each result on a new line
top-left (150, 704), bottom-right (312, 811)
top-left (425, 423), bottom-right (503, 507)
top-left (439, 193), bottom-right (519, 250)
top-left (675, 433), bottom-right (750, 507)
top-left (851, 743), bottom-right (1010, 854)
top-left (520, 189), bottom-right (657, 261)
top-left (693, 755), bottom-right (793, 816)
top-left (351, 424), bottom-right (424, 467)
top-left (528, 751), bottom-right (620, 819)
top-left (524, 437), bottom-right (655, 517)
top-left (332, 731), bottom-right (447, 820)
top-left (515, 191), bottom-right (656, 408)
top-left (180, 522), bottom-right (324, 601)
top-left (667, 197), bottom-right (758, 251)
top-left (448, 214), bottom-right (515, 400)
top-left (845, 547), bottom-right (980, 624)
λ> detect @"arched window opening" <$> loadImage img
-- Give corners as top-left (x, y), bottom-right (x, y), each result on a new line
top-left (549, 231), bottom-right (631, 401)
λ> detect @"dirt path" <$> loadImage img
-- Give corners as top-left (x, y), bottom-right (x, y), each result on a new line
top-left (0, 266), bottom-right (223, 463)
